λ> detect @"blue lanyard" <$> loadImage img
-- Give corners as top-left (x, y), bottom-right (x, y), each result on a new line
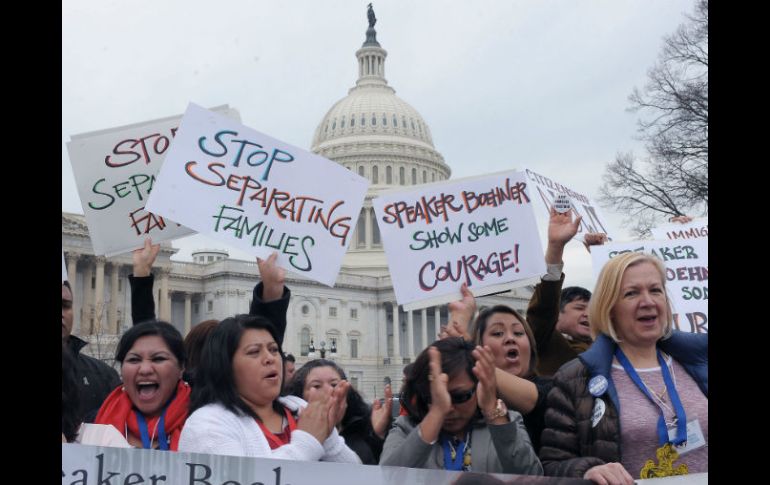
top-left (136, 409), bottom-right (169, 450)
top-left (614, 347), bottom-right (687, 446)
top-left (441, 435), bottom-right (466, 471)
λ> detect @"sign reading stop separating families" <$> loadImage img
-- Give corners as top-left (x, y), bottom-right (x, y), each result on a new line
top-left (67, 105), bottom-right (239, 256)
top-left (145, 103), bottom-right (369, 287)
top-left (373, 170), bottom-right (546, 310)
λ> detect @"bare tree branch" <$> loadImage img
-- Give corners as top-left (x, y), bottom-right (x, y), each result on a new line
top-left (600, 0), bottom-right (707, 236)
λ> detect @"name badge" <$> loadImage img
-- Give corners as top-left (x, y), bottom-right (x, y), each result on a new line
top-left (669, 419), bottom-right (706, 455)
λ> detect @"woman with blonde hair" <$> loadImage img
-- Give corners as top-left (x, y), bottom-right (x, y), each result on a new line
top-left (540, 252), bottom-right (707, 484)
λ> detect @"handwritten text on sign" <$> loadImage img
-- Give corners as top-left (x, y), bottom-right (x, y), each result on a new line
top-left (145, 103), bottom-right (368, 287)
top-left (374, 171), bottom-right (545, 310)
top-left (66, 106), bottom-right (238, 256)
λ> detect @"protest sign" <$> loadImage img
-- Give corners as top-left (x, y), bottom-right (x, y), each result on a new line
top-left (524, 168), bottom-right (615, 240)
top-left (591, 239), bottom-right (708, 334)
top-left (145, 103), bottom-right (369, 287)
top-left (651, 217), bottom-right (708, 241)
top-left (373, 170), bottom-right (545, 311)
top-left (67, 105), bottom-right (240, 256)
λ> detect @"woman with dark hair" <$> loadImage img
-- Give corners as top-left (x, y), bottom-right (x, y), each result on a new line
top-left (63, 343), bottom-right (130, 447)
top-left (286, 358), bottom-right (392, 464)
top-left (179, 315), bottom-right (360, 463)
top-left (439, 208), bottom-right (582, 453)
top-left (182, 319), bottom-right (219, 385)
top-left (95, 320), bottom-right (189, 450)
top-left (380, 338), bottom-right (541, 474)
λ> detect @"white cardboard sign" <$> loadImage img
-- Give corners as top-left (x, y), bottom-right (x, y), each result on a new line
top-left (524, 168), bottom-right (616, 241)
top-left (651, 217), bottom-right (708, 241)
top-left (67, 105), bottom-right (240, 256)
top-left (145, 103), bottom-right (369, 287)
top-left (373, 170), bottom-right (545, 310)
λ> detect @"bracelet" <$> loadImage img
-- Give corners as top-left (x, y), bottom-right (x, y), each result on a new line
top-left (482, 399), bottom-right (508, 421)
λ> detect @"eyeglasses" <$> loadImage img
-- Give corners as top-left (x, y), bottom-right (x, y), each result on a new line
top-left (448, 388), bottom-right (476, 404)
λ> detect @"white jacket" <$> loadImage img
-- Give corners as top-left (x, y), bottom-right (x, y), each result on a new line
top-left (179, 395), bottom-right (360, 463)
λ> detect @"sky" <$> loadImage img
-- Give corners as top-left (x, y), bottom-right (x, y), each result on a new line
top-left (62, 0), bottom-right (697, 290)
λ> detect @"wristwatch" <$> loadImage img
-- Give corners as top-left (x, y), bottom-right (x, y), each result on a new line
top-left (483, 399), bottom-right (508, 422)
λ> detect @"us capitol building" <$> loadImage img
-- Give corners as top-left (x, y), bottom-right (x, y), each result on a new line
top-left (62, 12), bottom-right (533, 400)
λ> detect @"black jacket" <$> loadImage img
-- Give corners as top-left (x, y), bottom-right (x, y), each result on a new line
top-left (66, 335), bottom-right (121, 423)
top-left (130, 274), bottom-right (290, 344)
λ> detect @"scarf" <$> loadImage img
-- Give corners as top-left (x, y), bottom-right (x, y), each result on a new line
top-left (95, 380), bottom-right (190, 451)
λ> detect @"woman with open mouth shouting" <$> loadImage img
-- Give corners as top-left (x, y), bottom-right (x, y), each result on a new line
top-left (178, 314), bottom-right (360, 463)
top-left (95, 321), bottom-right (190, 450)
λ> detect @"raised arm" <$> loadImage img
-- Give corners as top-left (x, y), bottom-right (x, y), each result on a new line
top-left (440, 283), bottom-right (476, 340)
top-left (129, 238), bottom-right (160, 325)
top-left (530, 207), bottom-right (579, 356)
top-left (249, 252), bottom-right (291, 345)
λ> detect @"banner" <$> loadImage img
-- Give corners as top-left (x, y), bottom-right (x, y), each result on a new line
top-left (651, 218), bottom-right (708, 241)
top-left (373, 170), bottom-right (545, 311)
top-left (67, 106), bottom-right (240, 256)
top-left (63, 443), bottom-right (598, 485)
top-left (145, 103), bottom-right (369, 287)
top-left (591, 239), bottom-right (708, 334)
top-left (524, 168), bottom-right (615, 241)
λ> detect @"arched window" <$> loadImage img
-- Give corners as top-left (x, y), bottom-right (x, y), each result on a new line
top-left (371, 115), bottom-right (376, 126)
top-left (386, 166), bottom-right (393, 184)
top-left (301, 327), bottom-right (310, 356)
top-left (341, 118), bottom-right (345, 128)
top-left (393, 115), bottom-right (398, 127)
top-left (399, 167), bottom-right (405, 185)
top-left (332, 120), bottom-right (336, 130)
top-left (358, 166), bottom-right (365, 177)
top-left (423, 170), bottom-right (427, 183)
top-left (382, 114), bottom-right (387, 126)
top-left (361, 115), bottom-right (365, 126)
top-left (357, 211), bottom-right (366, 247)
top-left (411, 168), bottom-right (417, 185)
top-left (351, 116), bottom-right (355, 127)
top-left (432, 172), bottom-right (436, 181)
top-left (372, 165), bottom-right (379, 184)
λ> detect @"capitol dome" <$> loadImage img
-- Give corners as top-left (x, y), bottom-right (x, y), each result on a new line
top-left (311, 18), bottom-right (450, 192)
top-left (311, 11), bottom-right (451, 275)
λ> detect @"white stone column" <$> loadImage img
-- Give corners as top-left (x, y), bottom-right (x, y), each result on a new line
top-left (407, 309), bottom-right (415, 359)
top-left (392, 302), bottom-right (401, 361)
top-left (81, 260), bottom-right (94, 335)
top-left (365, 207), bottom-right (372, 249)
top-left (94, 257), bottom-right (106, 334)
top-left (378, 303), bottom-right (387, 358)
top-left (65, 252), bottom-right (79, 334)
top-left (421, 308), bottom-right (428, 353)
top-left (434, 306), bottom-right (442, 340)
top-left (160, 269), bottom-right (170, 321)
top-left (108, 262), bottom-right (119, 333)
top-left (184, 293), bottom-right (192, 336)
